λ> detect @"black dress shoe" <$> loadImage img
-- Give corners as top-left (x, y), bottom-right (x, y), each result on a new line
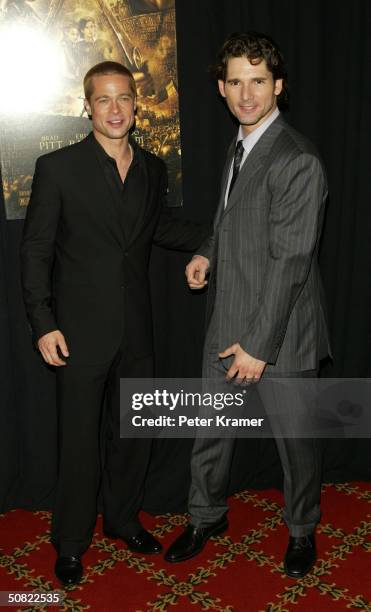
top-left (164, 516), bottom-right (228, 563)
top-left (104, 527), bottom-right (162, 554)
top-left (55, 556), bottom-right (83, 586)
top-left (284, 533), bottom-right (316, 578)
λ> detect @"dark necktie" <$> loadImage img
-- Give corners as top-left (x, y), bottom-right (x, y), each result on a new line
top-left (227, 140), bottom-right (244, 199)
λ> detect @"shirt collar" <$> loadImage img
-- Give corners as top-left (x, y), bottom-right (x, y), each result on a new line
top-left (91, 132), bottom-right (140, 168)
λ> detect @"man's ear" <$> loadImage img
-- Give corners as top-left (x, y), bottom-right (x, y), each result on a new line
top-left (274, 78), bottom-right (283, 97)
top-left (84, 99), bottom-right (92, 118)
top-left (218, 79), bottom-right (226, 98)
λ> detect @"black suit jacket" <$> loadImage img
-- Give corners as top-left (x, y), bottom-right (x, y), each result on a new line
top-left (21, 133), bottom-right (204, 365)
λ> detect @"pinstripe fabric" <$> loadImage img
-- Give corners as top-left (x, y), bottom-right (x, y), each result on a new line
top-left (200, 115), bottom-right (330, 371)
top-left (188, 115), bottom-right (329, 535)
top-left (189, 351), bottom-right (321, 535)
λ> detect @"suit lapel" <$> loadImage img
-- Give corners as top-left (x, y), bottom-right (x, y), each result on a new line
top-left (124, 144), bottom-right (150, 248)
top-left (221, 116), bottom-right (285, 218)
top-left (213, 140), bottom-right (235, 228)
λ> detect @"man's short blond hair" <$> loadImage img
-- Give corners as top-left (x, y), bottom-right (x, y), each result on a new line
top-left (83, 61), bottom-right (136, 100)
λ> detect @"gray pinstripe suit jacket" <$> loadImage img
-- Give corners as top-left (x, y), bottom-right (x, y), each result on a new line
top-left (199, 114), bottom-right (331, 372)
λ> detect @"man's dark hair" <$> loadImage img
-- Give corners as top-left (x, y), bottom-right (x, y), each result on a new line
top-left (214, 31), bottom-right (288, 108)
top-left (84, 61), bottom-right (136, 100)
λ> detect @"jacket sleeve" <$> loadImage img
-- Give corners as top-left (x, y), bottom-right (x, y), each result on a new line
top-left (240, 152), bottom-right (327, 363)
top-left (194, 234), bottom-right (216, 265)
top-left (153, 162), bottom-right (212, 251)
top-left (20, 157), bottom-right (61, 341)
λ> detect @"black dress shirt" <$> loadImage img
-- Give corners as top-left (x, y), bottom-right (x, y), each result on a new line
top-left (92, 134), bottom-right (145, 243)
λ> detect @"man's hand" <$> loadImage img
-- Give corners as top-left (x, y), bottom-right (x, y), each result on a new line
top-left (219, 343), bottom-right (266, 383)
top-left (38, 330), bottom-right (69, 366)
top-left (185, 255), bottom-right (210, 289)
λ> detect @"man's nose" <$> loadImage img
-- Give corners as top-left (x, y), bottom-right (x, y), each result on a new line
top-left (241, 83), bottom-right (252, 100)
top-left (110, 100), bottom-right (119, 113)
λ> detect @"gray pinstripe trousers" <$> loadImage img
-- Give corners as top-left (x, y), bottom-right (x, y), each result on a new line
top-left (188, 343), bottom-right (322, 537)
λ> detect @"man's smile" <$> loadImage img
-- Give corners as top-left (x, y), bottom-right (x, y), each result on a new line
top-left (107, 119), bottom-right (124, 126)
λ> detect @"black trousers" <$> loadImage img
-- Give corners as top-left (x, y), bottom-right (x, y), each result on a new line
top-left (51, 349), bottom-right (154, 556)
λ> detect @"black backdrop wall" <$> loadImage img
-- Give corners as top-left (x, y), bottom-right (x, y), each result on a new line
top-left (1, 0), bottom-right (370, 514)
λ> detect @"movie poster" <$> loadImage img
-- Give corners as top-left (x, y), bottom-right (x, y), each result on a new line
top-left (0, 0), bottom-right (181, 220)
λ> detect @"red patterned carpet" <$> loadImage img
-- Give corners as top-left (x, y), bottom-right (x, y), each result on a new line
top-left (0, 482), bottom-right (370, 611)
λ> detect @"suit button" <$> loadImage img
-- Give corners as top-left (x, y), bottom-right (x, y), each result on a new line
top-left (120, 285), bottom-right (124, 289)
top-left (124, 251), bottom-right (129, 257)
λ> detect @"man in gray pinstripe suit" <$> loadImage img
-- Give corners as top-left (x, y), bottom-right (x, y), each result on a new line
top-left (165, 31), bottom-right (330, 578)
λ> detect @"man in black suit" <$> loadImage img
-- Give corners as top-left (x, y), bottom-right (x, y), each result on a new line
top-left (21, 61), bottom-right (205, 586)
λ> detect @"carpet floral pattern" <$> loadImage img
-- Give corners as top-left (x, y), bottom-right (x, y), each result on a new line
top-left (0, 482), bottom-right (370, 611)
